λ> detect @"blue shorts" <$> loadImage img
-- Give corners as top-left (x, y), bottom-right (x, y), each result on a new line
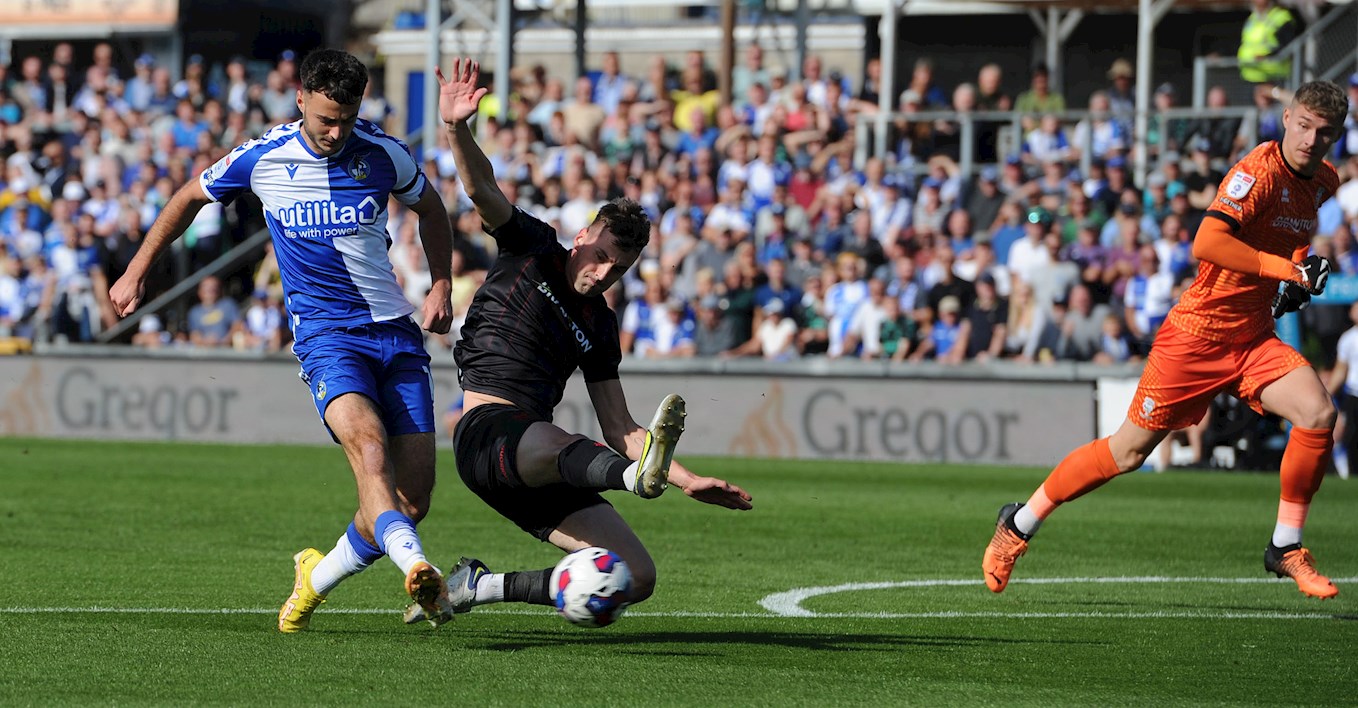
top-left (292, 317), bottom-right (435, 441)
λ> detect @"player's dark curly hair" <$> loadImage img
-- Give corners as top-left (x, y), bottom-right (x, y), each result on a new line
top-left (299, 49), bottom-right (368, 106)
top-left (1292, 80), bottom-right (1347, 127)
top-left (591, 198), bottom-right (651, 253)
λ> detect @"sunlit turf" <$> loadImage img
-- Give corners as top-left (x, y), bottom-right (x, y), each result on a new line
top-left (1, 438), bottom-right (1353, 705)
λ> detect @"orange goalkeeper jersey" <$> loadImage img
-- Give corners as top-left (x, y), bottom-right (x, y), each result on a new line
top-left (1166, 141), bottom-right (1339, 344)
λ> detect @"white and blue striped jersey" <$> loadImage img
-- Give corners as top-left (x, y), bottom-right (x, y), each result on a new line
top-left (199, 119), bottom-right (427, 336)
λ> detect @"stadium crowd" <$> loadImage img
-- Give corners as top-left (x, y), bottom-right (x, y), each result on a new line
top-left (3, 42), bottom-right (1358, 368)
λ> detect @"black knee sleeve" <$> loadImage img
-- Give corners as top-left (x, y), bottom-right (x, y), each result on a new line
top-left (557, 438), bottom-right (631, 491)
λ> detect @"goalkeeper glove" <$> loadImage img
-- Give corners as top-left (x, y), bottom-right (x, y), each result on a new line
top-left (1295, 255), bottom-right (1331, 295)
top-left (1272, 281), bottom-right (1311, 319)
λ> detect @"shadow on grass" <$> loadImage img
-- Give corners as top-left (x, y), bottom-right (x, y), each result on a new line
top-left (471, 628), bottom-right (1104, 653)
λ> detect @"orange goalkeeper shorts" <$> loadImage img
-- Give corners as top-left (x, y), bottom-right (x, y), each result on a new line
top-left (1127, 318), bottom-right (1311, 431)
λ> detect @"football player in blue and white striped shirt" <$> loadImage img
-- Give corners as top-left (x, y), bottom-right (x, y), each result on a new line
top-left (110, 49), bottom-right (460, 632)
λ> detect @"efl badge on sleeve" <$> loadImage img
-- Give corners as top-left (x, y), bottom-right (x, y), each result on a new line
top-left (1225, 172), bottom-right (1255, 199)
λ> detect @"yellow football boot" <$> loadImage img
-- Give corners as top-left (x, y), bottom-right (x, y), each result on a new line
top-left (278, 548), bottom-right (326, 633)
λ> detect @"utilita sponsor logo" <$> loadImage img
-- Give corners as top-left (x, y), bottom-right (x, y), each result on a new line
top-left (277, 196), bottom-right (379, 236)
top-left (536, 281), bottom-right (593, 353)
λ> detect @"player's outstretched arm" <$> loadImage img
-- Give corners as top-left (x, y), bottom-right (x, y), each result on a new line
top-left (109, 180), bottom-right (212, 317)
top-left (408, 185), bottom-right (454, 334)
top-left (1192, 216), bottom-right (1306, 285)
top-left (667, 460), bottom-right (754, 510)
top-left (588, 378), bottom-right (754, 511)
top-left (437, 58), bottom-right (512, 231)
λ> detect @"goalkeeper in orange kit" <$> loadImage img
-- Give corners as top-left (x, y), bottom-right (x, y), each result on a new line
top-left (983, 80), bottom-right (1347, 599)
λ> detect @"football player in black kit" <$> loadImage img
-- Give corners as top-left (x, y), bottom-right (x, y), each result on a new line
top-left (405, 58), bottom-right (754, 623)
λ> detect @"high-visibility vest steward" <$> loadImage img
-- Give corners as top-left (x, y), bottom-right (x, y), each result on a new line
top-left (1238, 6), bottom-right (1294, 84)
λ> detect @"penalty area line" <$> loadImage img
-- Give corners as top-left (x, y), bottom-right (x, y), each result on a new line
top-left (759, 575), bottom-right (1358, 617)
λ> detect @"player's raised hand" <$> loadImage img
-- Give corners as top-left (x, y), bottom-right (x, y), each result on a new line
top-left (681, 474), bottom-right (754, 510)
top-left (435, 58), bottom-right (488, 126)
top-left (108, 273), bottom-right (145, 318)
top-left (421, 280), bottom-right (454, 334)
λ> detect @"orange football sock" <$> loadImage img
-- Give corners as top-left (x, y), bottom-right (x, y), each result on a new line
top-left (1272, 426), bottom-right (1331, 547)
top-left (1279, 426), bottom-right (1331, 504)
top-left (1040, 437), bottom-right (1123, 508)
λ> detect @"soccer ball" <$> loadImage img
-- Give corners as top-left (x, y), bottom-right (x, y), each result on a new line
top-left (549, 546), bottom-right (632, 628)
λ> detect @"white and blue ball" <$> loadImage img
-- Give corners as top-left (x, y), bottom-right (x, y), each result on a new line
top-left (549, 546), bottom-right (632, 628)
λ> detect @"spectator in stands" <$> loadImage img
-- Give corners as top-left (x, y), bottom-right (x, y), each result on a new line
top-left (925, 244), bottom-right (976, 313)
top-left (824, 252), bottom-right (866, 357)
top-left (842, 277), bottom-right (892, 359)
top-left (637, 298), bottom-right (697, 359)
top-left (911, 294), bottom-right (966, 364)
top-left (963, 272), bottom-right (1007, 361)
top-left (975, 63), bottom-right (1010, 111)
top-left (1255, 81), bottom-right (1288, 144)
top-left (796, 273), bottom-right (830, 355)
top-left (1008, 206), bottom-right (1052, 286)
top-left (1194, 86), bottom-right (1243, 160)
top-left (965, 166), bottom-right (1005, 232)
top-left (1003, 280), bottom-right (1049, 363)
top-left (1030, 229), bottom-right (1080, 309)
top-left (44, 219), bottom-right (112, 342)
top-left (240, 289), bottom-right (283, 352)
top-left (1123, 243), bottom-right (1174, 354)
top-left (1148, 83), bottom-right (1193, 157)
top-left (683, 293), bottom-right (726, 357)
top-left (1071, 91), bottom-right (1127, 163)
top-left (0, 254), bottom-right (23, 336)
top-left (718, 258), bottom-right (757, 344)
top-left (1105, 58), bottom-right (1135, 134)
top-left (1094, 312), bottom-right (1136, 363)
top-left (1058, 283), bottom-right (1111, 361)
top-left (728, 297), bottom-right (798, 361)
top-left (856, 57), bottom-right (883, 107)
top-left (1339, 73), bottom-right (1358, 160)
top-left (732, 44), bottom-right (769, 105)
top-left (593, 51), bottom-right (631, 117)
top-left (186, 275), bottom-right (239, 348)
top-left (903, 57), bottom-right (947, 109)
top-left (1183, 135), bottom-right (1224, 211)
top-left (929, 82), bottom-right (975, 162)
top-left (1023, 114), bottom-right (1071, 168)
top-left (1014, 64), bottom-right (1065, 131)
top-left (1102, 203), bottom-right (1142, 299)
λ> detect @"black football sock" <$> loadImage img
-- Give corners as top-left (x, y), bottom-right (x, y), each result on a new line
top-left (503, 568), bottom-right (553, 605)
top-left (557, 438), bottom-right (632, 491)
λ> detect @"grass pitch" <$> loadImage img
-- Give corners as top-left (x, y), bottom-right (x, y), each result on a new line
top-left (1, 437), bottom-right (1354, 706)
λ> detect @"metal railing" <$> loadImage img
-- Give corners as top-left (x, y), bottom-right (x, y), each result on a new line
top-left (96, 228), bottom-right (274, 343)
top-left (853, 106), bottom-right (1259, 185)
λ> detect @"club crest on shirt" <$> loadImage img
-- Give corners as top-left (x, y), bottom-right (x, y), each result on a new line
top-left (1225, 171), bottom-right (1255, 199)
top-left (346, 155), bottom-right (370, 182)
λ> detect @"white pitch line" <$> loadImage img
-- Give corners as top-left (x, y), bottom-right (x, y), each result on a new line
top-left (2, 576), bottom-right (1352, 622)
top-left (757, 576), bottom-right (1358, 617)
top-left (0, 606), bottom-right (767, 619)
top-left (0, 606), bottom-right (1346, 621)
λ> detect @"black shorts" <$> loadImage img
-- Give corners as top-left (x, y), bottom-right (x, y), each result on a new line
top-left (453, 402), bottom-right (609, 541)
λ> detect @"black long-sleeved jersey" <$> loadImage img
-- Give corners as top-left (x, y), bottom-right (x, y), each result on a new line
top-left (454, 208), bottom-right (622, 420)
